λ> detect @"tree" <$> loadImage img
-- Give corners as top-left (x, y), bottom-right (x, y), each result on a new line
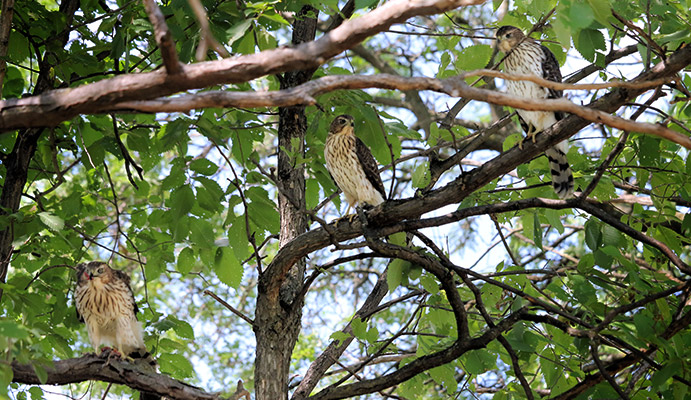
top-left (1, 0), bottom-right (690, 398)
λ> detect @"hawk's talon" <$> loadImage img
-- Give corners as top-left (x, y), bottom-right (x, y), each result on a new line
top-left (333, 214), bottom-right (356, 224)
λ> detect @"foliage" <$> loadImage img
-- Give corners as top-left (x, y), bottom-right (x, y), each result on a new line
top-left (0, 0), bottom-right (690, 398)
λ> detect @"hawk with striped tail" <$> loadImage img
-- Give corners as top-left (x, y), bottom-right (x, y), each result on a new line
top-left (496, 25), bottom-right (575, 198)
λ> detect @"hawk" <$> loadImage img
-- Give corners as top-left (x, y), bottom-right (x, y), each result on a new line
top-left (75, 262), bottom-right (160, 399)
top-left (496, 25), bottom-right (574, 198)
top-left (75, 261), bottom-right (148, 357)
top-left (324, 114), bottom-right (386, 218)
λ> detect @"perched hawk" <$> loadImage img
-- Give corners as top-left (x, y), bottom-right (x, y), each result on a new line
top-left (75, 262), bottom-right (160, 399)
top-left (496, 25), bottom-right (574, 198)
top-left (75, 261), bottom-right (148, 357)
top-left (324, 114), bottom-right (386, 218)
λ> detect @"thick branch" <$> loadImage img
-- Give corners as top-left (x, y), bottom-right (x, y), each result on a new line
top-left (0, 0), bottom-right (485, 131)
top-left (108, 73), bottom-right (691, 149)
top-left (11, 354), bottom-right (249, 400)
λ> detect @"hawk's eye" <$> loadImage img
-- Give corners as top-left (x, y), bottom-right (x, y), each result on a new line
top-left (97, 267), bottom-right (104, 274)
top-left (505, 33), bottom-right (512, 38)
top-left (340, 118), bottom-right (346, 124)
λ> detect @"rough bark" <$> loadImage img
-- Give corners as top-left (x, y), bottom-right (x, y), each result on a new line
top-left (0, 0), bottom-right (79, 301)
top-left (11, 354), bottom-right (249, 400)
top-left (253, 5), bottom-right (317, 399)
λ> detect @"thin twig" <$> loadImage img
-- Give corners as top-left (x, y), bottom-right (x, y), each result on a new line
top-left (203, 289), bottom-right (254, 325)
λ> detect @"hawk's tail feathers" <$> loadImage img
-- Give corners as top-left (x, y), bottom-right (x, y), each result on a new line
top-left (544, 145), bottom-right (574, 199)
top-left (129, 349), bottom-right (158, 370)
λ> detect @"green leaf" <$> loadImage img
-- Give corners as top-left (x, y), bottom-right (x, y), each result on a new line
top-left (329, 331), bottom-right (352, 345)
top-left (29, 386), bottom-right (45, 400)
top-left (455, 44), bottom-right (492, 71)
top-left (38, 212), bottom-right (64, 232)
top-left (601, 224), bottom-right (625, 247)
top-left (633, 312), bottom-right (656, 339)
top-left (463, 349), bottom-right (496, 375)
top-left (0, 320), bottom-right (30, 339)
top-left (0, 363), bottom-right (13, 396)
top-left (189, 158), bottom-right (219, 176)
top-left (571, 275), bottom-right (597, 306)
top-left (387, 259), bottom-right (407, 292)
top-left (429, 364), bottom-right (457, 392)
top-left (651, 361), bottom-right (680, 387)
top-left (159, 119), bottom-right (190, 151)
top-left (246, 187), bottom-right (280, 234)
top-left (227, 19), bottom-right (253, 47)
top-left (587, 0), bottom-right (612, 25)
top-left (574, 29), bottom-right (606, 62)
top-left (354, 0), bottom-right (378, 10)
top-left (214, 247), bottom-right (243, 288)
top-left (543, 209), bottom-right (565, 234)
top-left (532, 212), bottom-right (543, 250)
top-left (584, 219), bottom-right (602, 251)
top-left (33, 364), bottom-right (48, 385)
top-left (177, 247), bottom-right (195, 274)
top-left (638, 135), bottom-right (661, 166)
top-left (412, 161), bottom-right (431, 188)
top-left (168, 185), bottom-right (195, 220)
top-left (227, 219), bottom-right (251, 261)
top-left (351, 317), bottom-right (367, 340)
top-left (305, 178), bottom-right (320, 210)
top-left (569, 2), bottom-right (595, 28)
top-left (420, 274), bottom-right (439, 295)
top-left (158, 353), bottom-right (195, 378)
top-left (189, 217), bottom-right (215, 248)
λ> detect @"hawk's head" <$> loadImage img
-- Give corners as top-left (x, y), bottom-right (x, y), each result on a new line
top-left (495, 25), bottom-right (525, 53)
top-left (329, 114), bottom-right (355, 136)
top-left (76, 261), bottom-right (111, 283)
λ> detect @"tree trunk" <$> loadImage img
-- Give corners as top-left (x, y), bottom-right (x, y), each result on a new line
top-left (253, 6), bottom-right (318, 399)
top-left (0, 0), bottom-right (79, 302)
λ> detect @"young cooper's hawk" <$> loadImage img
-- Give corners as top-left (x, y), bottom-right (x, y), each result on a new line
top-left (324, 114), bottom-right (386, 218)
top-left (496, 25), bottom-right (575, 198)
top-left (75, 262), bottom-right (160, 399)
top-left (75, 261), bottom-right (148, 357)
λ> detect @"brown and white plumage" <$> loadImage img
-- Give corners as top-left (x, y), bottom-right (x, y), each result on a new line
top-left (75, 261), bottom-right (148, 358)
top-left (75, 261), bottom-right (160, 400)
top-left (324, 114), bottom-right (386, 216)
top-left (496, 25), bottom-right (574, 198)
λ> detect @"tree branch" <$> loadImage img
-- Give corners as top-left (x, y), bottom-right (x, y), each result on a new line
top-left (142, 0), bottom-right (183, 75)
top-left (105, 72), bottom-right (690, 149)
top-left (0, 0), bottom-right (485, 131)
top-left (11, 354), bottom-right (249, 400)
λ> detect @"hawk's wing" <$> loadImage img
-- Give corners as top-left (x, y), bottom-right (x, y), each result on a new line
top-left (541, 45), bottom-right (565, 120)
top-left (75, 264), bottom-right (86, 322)
top-left (355, 137), bottom-right (386, 200)
top-left (113, 269), bottom-right (139, 315)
